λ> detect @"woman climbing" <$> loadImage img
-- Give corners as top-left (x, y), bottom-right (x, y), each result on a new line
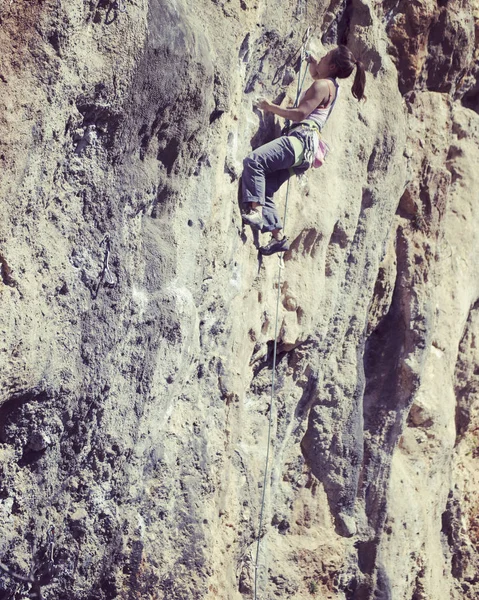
top-left (241, 45), bottom-right (366, 255)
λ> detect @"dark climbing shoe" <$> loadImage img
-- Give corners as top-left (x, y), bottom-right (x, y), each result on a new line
top-left (259, 236), bottom-right (290, 255)
top-left (242, 210), bottom-right (263, 229)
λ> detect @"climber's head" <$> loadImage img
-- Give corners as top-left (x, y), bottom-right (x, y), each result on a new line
top-left (329, 45), bottom-right (366, 101)
top-left (309, 50), bottom-right (336, 80)
top-left (309, 45), bottom-right (366, 101)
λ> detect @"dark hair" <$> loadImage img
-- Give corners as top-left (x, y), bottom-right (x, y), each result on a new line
top-left (331, 45), bottom-right (366, 101)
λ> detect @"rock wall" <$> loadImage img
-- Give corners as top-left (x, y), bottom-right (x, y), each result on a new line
top-left (0, 0), bottom-right (478, 598)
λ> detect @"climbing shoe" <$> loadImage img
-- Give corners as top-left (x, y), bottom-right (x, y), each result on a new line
top-left (241, 209), bottom-right (263, 229)
top-left (259, 236), bottom-right (290, 255)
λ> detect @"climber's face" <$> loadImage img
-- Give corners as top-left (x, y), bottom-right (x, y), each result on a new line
top-left (310, 50), bottom-right (336, 80)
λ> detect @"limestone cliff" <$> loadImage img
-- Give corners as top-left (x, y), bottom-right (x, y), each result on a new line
top-left (0, 0), bottom-right (478, 598)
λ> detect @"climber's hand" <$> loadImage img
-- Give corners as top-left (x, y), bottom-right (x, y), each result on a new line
top-left (255, 97), bottom-right (272, 112)
top-left (306, 52), bottom-right (317, 64)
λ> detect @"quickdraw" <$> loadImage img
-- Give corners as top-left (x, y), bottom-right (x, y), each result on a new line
top-left (93, 234), bottom-right (115, 299)
top-left (116, 0), bottom-right (127, 13)
top-left (272, 25), bottom-right (315, 87)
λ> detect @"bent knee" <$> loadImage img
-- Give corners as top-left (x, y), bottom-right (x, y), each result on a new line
top-left (243, 153), bottom-right (257, 169)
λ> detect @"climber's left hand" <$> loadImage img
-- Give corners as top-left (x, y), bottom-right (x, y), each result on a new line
top-left (255, 97), bottom-right (272, 112)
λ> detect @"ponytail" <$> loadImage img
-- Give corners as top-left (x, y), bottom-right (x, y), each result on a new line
top-left (331, 45), bottom-right (367, 101)
top-left (352, 60), bottom-right (366, 101)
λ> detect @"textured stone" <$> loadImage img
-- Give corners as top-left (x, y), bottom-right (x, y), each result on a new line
top-left (0, 0), bottom-right (478, 599)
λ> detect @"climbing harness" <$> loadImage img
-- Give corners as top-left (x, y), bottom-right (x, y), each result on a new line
top-left (288, 122), bottom-right (319, 168)
top-left (284, 79), bottom-right (338, 169)
top-left (253, 28), bottom-right (311, 600)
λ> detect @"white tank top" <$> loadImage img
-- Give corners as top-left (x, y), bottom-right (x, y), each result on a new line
top-left (298, 78), bottom-right (340, 130)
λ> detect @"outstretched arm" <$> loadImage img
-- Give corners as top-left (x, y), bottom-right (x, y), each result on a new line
top-left (257, 79), bottom-right (330, 121)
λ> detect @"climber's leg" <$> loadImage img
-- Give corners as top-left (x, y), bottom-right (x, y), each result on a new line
top-left (259, 161), bottom-right (308, 255)
top-left (261, 168), bottom-right (292, 232)
top-left (259, 235), bottom-right (291, 255)
top-left (241, 136), bottom-right (296, 229)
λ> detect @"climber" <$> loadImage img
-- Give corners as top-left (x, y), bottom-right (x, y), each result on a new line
top-left (241, 45), bottom-right (366, 255)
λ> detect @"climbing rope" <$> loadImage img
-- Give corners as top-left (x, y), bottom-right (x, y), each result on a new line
top-left (253, 31), bottom-right (311, 600)
top-left (296, 26), bottom-right (312, 104)
top-left (283, 26), bottom-right (313, 134)
top-left (272, 25), bottom-right (315, 87)
top-left (253, 183), bottom-right (293, 600)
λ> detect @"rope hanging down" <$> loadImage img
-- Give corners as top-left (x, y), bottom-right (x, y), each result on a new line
top-left (253, 31), bottom-right (311, 600)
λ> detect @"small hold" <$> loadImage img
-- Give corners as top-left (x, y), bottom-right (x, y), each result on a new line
top-left (335, 512), bottom-right (357, 537)
top-left (58, 282), bottom-right (69, 295)
top-left (0, 255), bottom-right (16, 287)
top-left (28, 431), bottom-right (52, 452)
top-left (278, 519), bottom-right (290, 534)
top-left (283, 295), bottom-right (297, 311)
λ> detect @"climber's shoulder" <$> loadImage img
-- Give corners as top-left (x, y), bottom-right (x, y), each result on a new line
top-left (304, 79), bottom-right (330, 101)
top-left (311, 79), bottom-right (331, 94)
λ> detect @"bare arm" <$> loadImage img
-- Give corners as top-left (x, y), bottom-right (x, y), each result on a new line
top-left (258, 79), bottom-right (331, 121)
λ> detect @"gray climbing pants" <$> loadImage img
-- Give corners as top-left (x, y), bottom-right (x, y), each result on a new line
top-left (242, 136), bottom-right (307, 232)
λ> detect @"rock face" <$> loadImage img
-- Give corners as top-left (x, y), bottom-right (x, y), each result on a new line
top-left (0, 0), bottom-right (478, 598)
